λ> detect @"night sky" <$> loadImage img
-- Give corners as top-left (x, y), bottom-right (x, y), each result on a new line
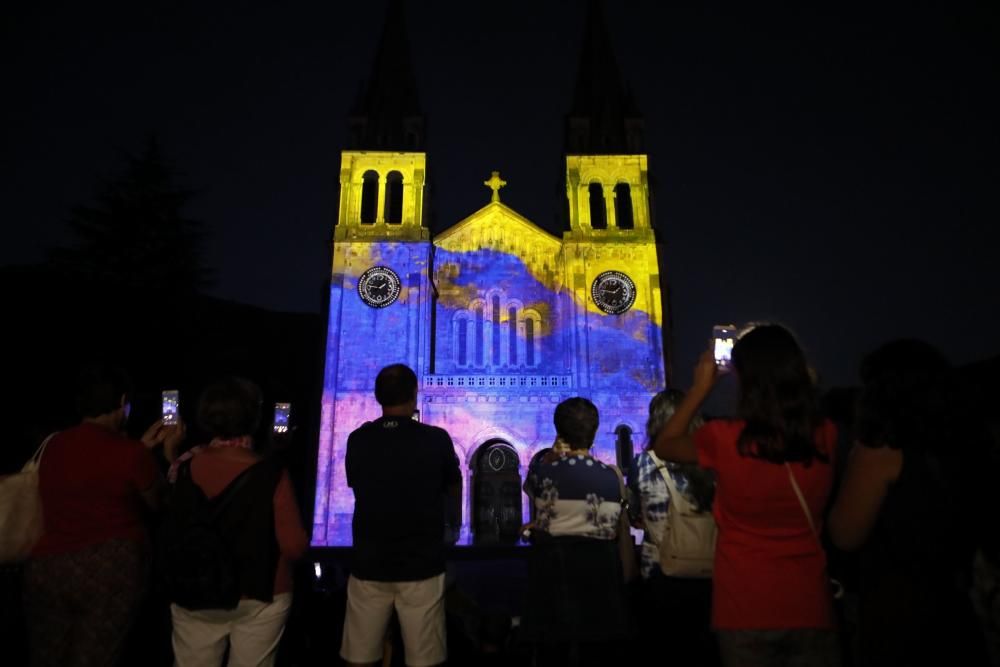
top-left (3, 1), bottom-right (997, 388)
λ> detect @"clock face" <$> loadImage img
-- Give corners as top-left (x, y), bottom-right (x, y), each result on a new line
top-left (591, 270), bottom-right (637, 315)
top-left (358, 266), bottom-right (401, 308)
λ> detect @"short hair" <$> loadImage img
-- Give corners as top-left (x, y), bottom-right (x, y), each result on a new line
top-left (553, 397), bottom-right (599, 450)
top-left (374, 364), bottom-right (417, 407)
top-left (196, 377), bottom-right (262, 439)
top-left (645, 389), bottom-right (691, 445)
top-left (645, 389), bottom-right (715, 512)
top-left (75, 363), bottom-right (133, 418)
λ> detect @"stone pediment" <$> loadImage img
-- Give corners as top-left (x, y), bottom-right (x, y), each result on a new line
top-left (434, 202), bottom-right (562, 255)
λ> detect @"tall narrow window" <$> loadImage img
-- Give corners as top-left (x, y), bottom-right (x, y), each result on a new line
top-left (475, 307), bottom-right (484, 366)
top-left (525, 318), bottom-right (535, 366)
top-left (492, 295), bottom-right (501, 365)
top-left (458, 319), bottom-right (468, 366)
top-left (360, 170), bottom-right (379, 224)
top-left (588, 182), bottom-right (607, 229)
top-left (614, 183), bottom-right (634, 229)
top-left (385, 171), bottom-right (403, 224)
top-left (508, 307), bottom-right (517, 365)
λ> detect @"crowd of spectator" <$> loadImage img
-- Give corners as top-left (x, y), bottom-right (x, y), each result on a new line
top-left (8, 322), bottom-right (1000, 667)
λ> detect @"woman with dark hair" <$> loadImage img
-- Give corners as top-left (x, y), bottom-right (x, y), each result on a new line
top-left (166, 377), bottom-right (308, 667)
top-left (628, 389), bottom-right (718, 665)
top-left (24, 363), bottom-right (183, 667)
top-left (654, 324), bottom-right (839, 666)
top-left (828, 340), bottom-right (990, 666)
top-left (522, 397), bottom-right (632, 666)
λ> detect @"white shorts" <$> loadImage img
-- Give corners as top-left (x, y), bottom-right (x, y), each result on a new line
top-left (171, 593), bottom-right (291, 667)
top-left (340, 573), bottom-right (446, 667)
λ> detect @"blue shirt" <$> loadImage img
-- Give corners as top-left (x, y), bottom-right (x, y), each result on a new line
top-left (627, 450), bottom-right (692, 578)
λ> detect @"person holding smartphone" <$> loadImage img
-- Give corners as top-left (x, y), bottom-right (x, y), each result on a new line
top-left (653, 324), bottom-right (839, 666)
top-left (166, 377), bottom-right (308, 667)
top-left (23, 363), bottom-right (185, 667)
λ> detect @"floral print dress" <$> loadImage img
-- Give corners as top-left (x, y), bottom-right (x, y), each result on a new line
top-left (526, 453), bottom-right (622, 540)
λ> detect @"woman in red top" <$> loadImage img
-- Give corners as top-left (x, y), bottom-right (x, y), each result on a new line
top-left (654, 324), bottom-right (839, 667)
top-left (25, 364), bottom-right (183, 667)
top-left (168, 377), bottom-right (308, 667)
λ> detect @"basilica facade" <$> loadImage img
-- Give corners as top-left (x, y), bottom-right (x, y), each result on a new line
top-left (312, 0), bottom-right (670, 545)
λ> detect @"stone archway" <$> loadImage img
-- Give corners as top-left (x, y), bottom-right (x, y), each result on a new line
top-left (470, 439), bottom-right (523, 544)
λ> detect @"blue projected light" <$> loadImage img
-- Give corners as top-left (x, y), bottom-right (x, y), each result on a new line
top-left (312, 192), bottom-right (666, 546)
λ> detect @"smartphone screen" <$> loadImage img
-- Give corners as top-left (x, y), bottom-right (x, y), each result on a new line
top-left (161, 390), bottom-right (180, 425)
top-left (273, 403), bottom-right (291, 434)
top-left (712, 325), bottom-right (738, 369)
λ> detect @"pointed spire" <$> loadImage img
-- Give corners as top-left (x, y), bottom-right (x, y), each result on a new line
top-left (348, 0), bottom-right (425, 151)
top-left (566, 0), bottom-right (645, 154)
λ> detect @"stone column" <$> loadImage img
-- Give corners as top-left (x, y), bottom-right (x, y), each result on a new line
top-left (604, 184), bottom-right (616, 229)
top-left (376, 175), bottom-right (387, 223)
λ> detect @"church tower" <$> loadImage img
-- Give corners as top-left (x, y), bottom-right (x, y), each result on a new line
top-left (314, 0), bottom-right (433, 543)
top-left (563, 0), bottom-right (666, 465)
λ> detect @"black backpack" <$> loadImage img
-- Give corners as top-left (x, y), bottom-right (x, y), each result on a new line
top-left (158, 459), bottom-right (265, 610)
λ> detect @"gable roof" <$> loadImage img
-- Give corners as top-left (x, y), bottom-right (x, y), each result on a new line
top-left (434, 201), bottom-right (562, 253)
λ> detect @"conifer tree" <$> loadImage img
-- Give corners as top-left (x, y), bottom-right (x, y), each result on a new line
top-left (51, 137), bottom-right (211, 295)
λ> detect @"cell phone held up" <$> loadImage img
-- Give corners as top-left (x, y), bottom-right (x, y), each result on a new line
top-left (273, 403), bottom-right (291, 434)
top-left (712, 325), bottom-right (738, 370)
top-left (161, 390), bottom-right (180, 426)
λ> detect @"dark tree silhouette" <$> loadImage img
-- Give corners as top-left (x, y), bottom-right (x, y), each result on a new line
top-left (50, 137), bottom-right (211, 295)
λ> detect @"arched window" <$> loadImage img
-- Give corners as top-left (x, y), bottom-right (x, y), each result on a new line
top-left (492, 295), bottom-right (501, 365)
top-left (475, 306), bottom-right (484, 366)
top-left (458, 318), bottom-right (468, 366)
top-left (614, 183), bottom-right (634, 229)
top-left (588, 182), bottom-right (607, 229)
top-left (615, 425), bottom-right (634, 469)
top-left (360, 170), bottom-right (379, 224)
top-left (525, 318), bottom-right (535, 366)
top-left (385, 171), bottom-right (403, 224)
top-left (508, 306), bottom-right (517, 365)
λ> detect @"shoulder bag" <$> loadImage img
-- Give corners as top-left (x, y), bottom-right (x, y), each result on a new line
top-left (0, 433), bottom-right (57, 563)
top-left (655, 457), bottom-right (717, 578)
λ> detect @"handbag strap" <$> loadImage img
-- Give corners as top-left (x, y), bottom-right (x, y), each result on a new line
top-left (785, 462), bottom-right (820, 544)
top-left (654, 455), bottom-right (693, 516)
top-left (28, 432), bottom-right (58, 468)
top-left (785, 462), bottom-right (844, 599)
top-left (609, 464), bottom-right (632, 533)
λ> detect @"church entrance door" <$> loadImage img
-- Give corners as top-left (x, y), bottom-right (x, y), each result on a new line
top-left (470, 439), bottom-right (522, 544)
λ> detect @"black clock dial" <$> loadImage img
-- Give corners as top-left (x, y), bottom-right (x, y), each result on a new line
top-left (358, 266), bottom-right (401, 308)
top-left (591, 270), bottom-right (637, 314)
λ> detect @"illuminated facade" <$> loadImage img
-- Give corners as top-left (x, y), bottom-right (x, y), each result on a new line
top-left (312, 0), bottom-right (669, 545)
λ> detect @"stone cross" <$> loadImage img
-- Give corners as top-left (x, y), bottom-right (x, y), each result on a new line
top-left (484, 171), bottom-right (507, 203)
